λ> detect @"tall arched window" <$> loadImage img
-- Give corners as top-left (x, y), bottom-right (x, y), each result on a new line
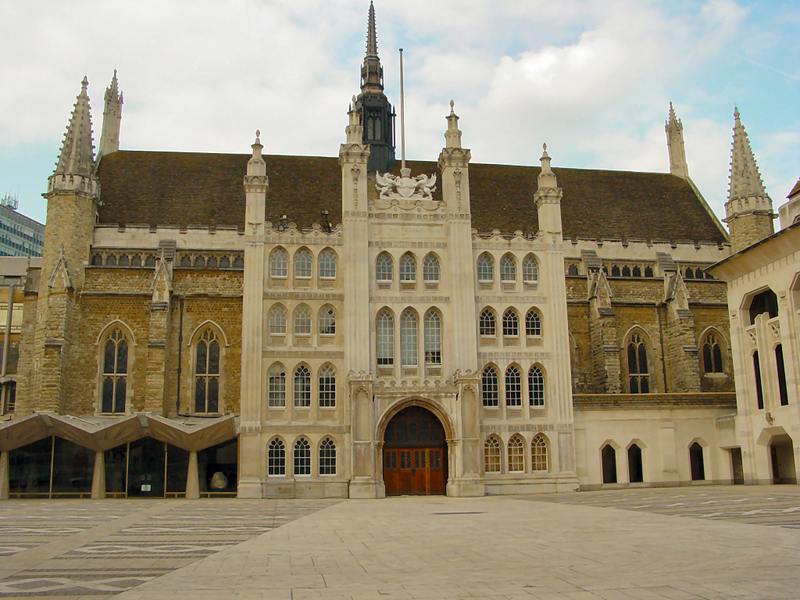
top-left (318, 306), bottom-right (336, 336)
top-left (477, 254), bottom-right (494, 282)
top-left (531, 434), bottom-right (548, 471)
top-left (399, 254), bottom-right (416, 282)
top-left (423, 254), bottom-right (440, 282)
top-left (294, 438), bottom-right (311, 475)
top-left (270, 248), bottom-right (288, 278)
top-left (424, 310), bottom-right (442, 365)
top-left (506, 366), bottom-right (521, 406)
top-left (628, 444), bottom-right (643, 483)
top-left (502, 309), bottom-right (519, 337)
top-left (319, 249), bottom-right (337, 279)
top-left (376, 253), bottom-right (393, 282)
top-left (753, 351), bottom-right (764, 410)
top-left (500, 255), bottom-right (516, 282)
top-left (627, 332), bottom-right (650, 393)
top-left (525, 310), bottom-right (542, 337)
top-left (602, 444), bottom-right (617, 484)
top-left (776, 344), bottom-right (788, 406)
top-left (482, 365), bottom-right (499, 407)
top-left (479, 308), bottom-right (496, 336)
top-left (319, 438), bottom-right (336, 475)
top-left (318, 365), bottom-right (336, 407)
top-left (294, 249), bottom-right (312, 279)
top-left (101, 328), bottom-right (128, 413)
top-left (294, 365), bottom-right (311, 407)
top-left (268, 305), bottom-right (287, 336)
top-left (194, 328), bottom-right (220, 414)
top-left (268, 438), bottom-right (285, 475)
top-left (400, 310), bottom-right (418, 366)
top-left (702, 333), bottom-right (723, 374)
top-left (267, 363), bottom-right (286, 407)
top-left (484, 436), bottom-right (501, 473)
top-left (293, 305), bottom-right (312, 336)
top-left (377, 310), bottom-right (394, 366)
top-left (508, 436), bottom-right (525, 473)
top-left (522, 255), bottom-right (539, 283)
top-left (689, 442), bottom-right (705, 481)
top-left (529, 366), bottom-right (544, 406)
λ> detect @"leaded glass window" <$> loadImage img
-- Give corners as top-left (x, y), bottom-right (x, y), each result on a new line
top-left (484, 436), bottom-right (501, 473)
top-left (294, 438), bottom-right (311, 475)
top-left (377, 310), bottom-right (394, 365)
top-left (270, 248), bottom-right (288, 278)
top-left (268, 305), bottom-right (287, 336)
top-left (522, 255), bottom-right (539, 283)
top-left (268, 438), bottom-right (285, 475)
top-left (194, 328), bottom-right (220, 414)
top-left (294, 305), bottom-right (312, 336)
top-left (267, 363), bottom-right (286, 407)
top-left (526, 310), bottom-right (542, 337)
top-left (319, 249), bottom-right (337, 279)
top-left (101, 328), bottom-right (128, 413)
top-left (318, 365), bottom-right (336, 407)
top-left (508, 436), bottom-right (524, 472)
top-left (627, 332), bottom-right (650, 393)
top-left (399, 254), bottom-right (416, 282)
top-left (479, 309), bottom-right (496, 336)
top-left (293, 365), bottom-right (311, 407)
top-left (318, 306), bottom-right (336, 336)
top-left (294, 249), bottom-right (312, 279)
top-left (424, 310), bottom-right (442, 365)
top-left (532, 434), bottom-right (548, 471)
top-left (702, 333), bottom-right (723, 374)
top-left (376, 253), bottom-right (393, 282)
top-left (482, 365), bottom-right (499, 407)
top-left (500, 255), bottom-right (516, 282)
top-left (319, 438), bottom-right (336, 475)
top-left (502, 309), bottom-right (518, 337)
top-left (529, 366), bottom-right (544, 406)
top-left (423, 254), bottom-right (440, 282)
top-left (506, 365), bottom-right (521, 406)
top-left (477, 254), bottom-right (493, 282)
top-left (400, 310), bottom-right (418, 366)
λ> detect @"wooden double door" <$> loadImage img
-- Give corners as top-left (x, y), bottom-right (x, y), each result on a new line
top-left (383, 406), bottom-right (447, 496)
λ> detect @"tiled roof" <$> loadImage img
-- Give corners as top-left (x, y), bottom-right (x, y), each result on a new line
top-left (96, 151), bottom-right (727, 244)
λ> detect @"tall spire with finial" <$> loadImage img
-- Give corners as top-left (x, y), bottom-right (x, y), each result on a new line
top-left (724, 107), bottom-right (774, 252)
top-left (98, 70), bottom-right (123, 159)
top-left (665, 102), bottom-right (689, 179)
top-left (361, 1), bottom-right (383, 93)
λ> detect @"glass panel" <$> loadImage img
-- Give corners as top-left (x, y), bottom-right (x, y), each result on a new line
top-left (627, 344), bottom-right (638, 374)
top-left (166, 445), bottom-right (190, 494)
top-left (105, 444), bottom-right (127, 494)
top-left (116, 340), bottom-right (128, 374)
top-left (103, 340), bottom-right (116, 374)
top-left (638, 344), bottom-right (648, 374)
top-left (713, 344), bottom-right (723, 373)
top-left (208, 377), bottom-right (219, 412)
top-left (196, 341), bottom-right (207, 375)
top-left (114, 377), bottom-right (126, 413)
top-left (102, 377), bottom-right (114, 413)
top-left (198, 438), bottom-right (237, 494)
top-left (641, 377), bottom-right (649, 393)
top-left (195, 377), bottom-right (206, 412)
top-left (127, 438), bottom-right (165, 498)
top-left (208, 340), bottom-right (220, 374)
top-left (9, 437), bottom-right (53, 496)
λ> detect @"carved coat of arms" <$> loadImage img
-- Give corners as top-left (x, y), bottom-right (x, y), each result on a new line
top-left (376, 167), bottom-right (437, 200)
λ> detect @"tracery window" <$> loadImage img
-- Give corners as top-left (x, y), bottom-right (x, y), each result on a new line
top-left (522, 255), bottom-right (539, 283)
top-left (267, 363), bottom-right (286, 407)
top-left (525, 309), bottom-right (542, 337)
top-left (479, 309), bottom-right (496, 336)
top-left (270, 248), bottom-right (288, 278)
top-left (531, 434), bottom-right (548, 471)
top-left (482, 365), bottom-right (499, 407)
top-left (477, 254), bottom-right (494, 282)
top-left (294, 249), bottom-right (312, 279)
top-left (318, 365), bottom-right (336, 407)
top-left (484, 436), bottom-right (501, 473)
top-left (508, 436), bottom-right (525, 473)
top-left (293, 438), bottom-right (311, 475)
top-left (502, 309), bottom-right (519, 337)
top-left (101, 328), bottom-right (128, 413)
top-left (506, 366), bottom-right (522, 407)
top-left (702, 333), bottom-right (723, 374)
top-left (627, 332), bottom-right (650, 393)
top-left (529, 366), bottom-right (544, 406)
top-left (268, 438), bottom-right (285, 475)
top-left (294, 305), bottom-right (312, 336)
top-left (500, 255), bottom-right (516, 282)
top-left (376, 253), bottom-right (393, 282)
top-left (319, 438), bottom-right (336, 475)
top-left (268, 305), bottom-right (287, 336)
top-left (194, 328), bottom-right (221, 413)
top-left (424, 310), bottom-right (442, 365)
top-left (294, 365), bottom-right (311, 407)
top-left (399, 254), bottom-right (416, 282)
top-left (318, 306), bottom-right (336, 336)
top-left (377, 309), bottom-right (394, 366)
top-left (423, 254), bottom-right (440, 282)
top-left (400, 310), bottom-right (418, 366)
top-left (319, 249), bottom-right (337, 279)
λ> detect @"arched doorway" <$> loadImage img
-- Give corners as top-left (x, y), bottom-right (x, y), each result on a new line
top-left (769, 435), bottom-right (797, 484)
top-left (383, 406), bottom-right (447, 496)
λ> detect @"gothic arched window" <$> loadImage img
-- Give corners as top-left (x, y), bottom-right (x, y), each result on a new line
top-left (627, 332), bottom-right (650, 393)
top-left (484, 436), bottom-right (501, 473)
top-left (532, 434), bottom-right (548, 471)
top-left (702, 333), bottom-right (724, 374)
top-left (294, 305), bottom-right (312, 336)
top-left (377, 309), bottom-right (394, 366)
top-left (529, 365), bottom-right (544, 406)
top-left (318, 306), bottom-right (336, 336)
top-left (502, 309), bottom-right (519, 337)
top-left (508, 436), bottom-right (525, 473)
top-left (479, 308), bottom-right (496, 336)
top-left (101, 328), bottom-right (128, 414)
top-left (477, 254), bottom-right (494, 282)
top-left (270, 248), bottom-right (288, 278)
top-left (423, 254), bottom-right (440, 282)
top-left (482, 365), bottom-right (499, 407)
top-left (318, 365), bottom-right (336, 407)
top-left (506, 365), bottom-right (522, 406)
top-left (400, 310), bottom-right (418, 367)
top-left (294, 249), bottom-right (312, 279)
top-left (319, 249), bottom-right (337, 279)
top-left (376, 253), bottom-right (393, 282)
top-left (399, 254), bottom-right (416, 282)
top-left (268, 305), bottom-right (287, 336)
top-left (268, 438), bottom-right (285, 475)
top-left (424, 310), bottom-right (442, 365)
top-left (294, 438), bottom-right (311, 475)
top-left (293, 365), bottom-right (311, 407)
top-left (522, 255), bottom-right (539, 283)
top-left (319, 438), bottom-right (336, 475)
top-left (525, 309), bottom-right (542, 337)
top-left (194, 328), bottom-right (220, 414)
top-left (500, 255), bottom-right (516, 282)
top-left (267, 363), bottom-right (286, 407)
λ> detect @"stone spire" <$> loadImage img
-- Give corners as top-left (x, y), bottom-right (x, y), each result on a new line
top-left (48, 77), bottom-right (98, 195)
top-left (665, 102), bottom-right (689, 179)
top-left (360, 1), bottom-right (383, 94)
top-left (724, 107), bottom-right (774, 252)
top-left (444, 100), bottom-right (462, 149)
top-left (98, 70), bottom-right (123, 159)
top-left (534, 144), bottom-right (564, 240)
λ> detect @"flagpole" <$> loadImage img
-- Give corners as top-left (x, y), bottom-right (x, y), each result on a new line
top-left (399, 48), bottom-right (406, 171)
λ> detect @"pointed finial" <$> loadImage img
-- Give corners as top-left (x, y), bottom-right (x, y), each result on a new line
top-left (449, 99), bottom-right (455, 115)
top-left (81, 76), bottom-right (89, 90)
top-left (734, 106), bottom-right (740, 122)
top-left (366, 0), bottom-right (378, 58)
top-left (255, 129), bottom-right (261, 144)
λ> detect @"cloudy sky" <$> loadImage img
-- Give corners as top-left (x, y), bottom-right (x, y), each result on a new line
top-left (0, 0), bottom-right (797, 226)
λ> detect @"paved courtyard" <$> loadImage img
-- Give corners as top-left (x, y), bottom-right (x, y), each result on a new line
top-left (0, 486), bottom-right (796, 599)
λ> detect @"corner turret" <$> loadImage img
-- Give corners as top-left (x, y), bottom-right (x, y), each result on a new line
top-left (48, 77), bottom-right (97, 197)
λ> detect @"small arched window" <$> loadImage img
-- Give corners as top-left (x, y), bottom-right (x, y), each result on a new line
top-left (376, 253), bottom-right (393, 282)
top-left (477, 254), bottom-right (494, 282)
top-left (423, 254), bottom-right (440, 282)
top-left (532, 434), bottom-right (548, 471)
top-left (270, 248), bottom-right (288, 278)
top-left (479, 309), bottom-right (496, 336)
top-left (294, 438), bottom-right (311, 475)
top-left (529, 366), bottom-right (544, 406)
top-left (319, 438), bottom-right (336, 475)
top-left (399, 254), bottom-right (416, 282)
top-left (627, 332), bottom-right (650, 393)
top-left (294, 365), bottom-right (311, 407)
top-left (319, 249), bottom-right (337, 279)
top-left (484, 436), bottom-right (501, 473)
top-left (482, 365), bottom-right (499, 407)
top-left (267, 363), bottom-right (286, 407)
top-left (294, 305), bottom-right (312, 336)
top-left (567, 264), bottom-right (579, 276)
top-left (526, 310), bottom-right (542, 337)
top-left (318, 306), bottom-right (336, 336)
top-left (602, 444), bottom-right (617, 484)
top-left (424, 310), bottom-right (442, 365)
top-left (400, 310), bottom-right (418, 366)
top-left (377, 310), bottom-right (394, 366)
top-left (522, 255), bottom-right (539, 283)
top-left (644, 266), bottom-right (654, 277)
top-left (101, 328), bottom-right (128, 414)
top-left (500, 255), bottom-right (516, 282)
top-left (294, 249), bottom-right (312, 279)
top-left (702, 333), bottom-right (723, 374)
top-left (194, 328), bottom-right (221, 414)
top-left (508, 436), bottom-right (525, 473)
top-left (268, 438), bottom-right (285, 475)
top-left (318, 365), bottom-right (336, 407)
top-left (268, 305), bottom-right (287, 336)
top-left (506, 366), bottom-right (522, 406)
top-left (502, 309), bottom-right (519, 337)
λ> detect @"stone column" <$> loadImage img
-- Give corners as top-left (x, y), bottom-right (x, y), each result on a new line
top-left (186, 450), bottom-right (199, 499)
top-left (91, 450), bottom-right (105, 499)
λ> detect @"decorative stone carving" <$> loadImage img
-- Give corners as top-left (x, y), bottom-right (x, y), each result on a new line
top-left (376, 168), bottom-right (437, 200)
